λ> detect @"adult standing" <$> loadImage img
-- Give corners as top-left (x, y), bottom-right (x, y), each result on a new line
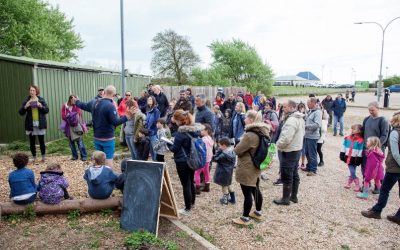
top-left (302, 97), bottom-right (322, 176)
top-left (19, 85), bottom-right (49, 163)
top-left (321, 95), bottom-right (334, 126)
top-left (331, 94), bottom-right (346, 136)
top-left (117, 91), bottom-right (132, 116)
top-left (138, 91), bottom-right (148, 114)
top-left (229, 102), bottom-right (246, 145)
top-left (75, 85), bottom-right (133, 167)
top-left (186, 88), bottom-right (195, 108)
top-left (232, 110), bottom-right (270, 225)
top-left (262, 101), bottom-right (279, 142)
top-left (244, 90), bottom-right (253, 107)
top-left (124, 100), bottom-right (146, 160)
top-left (274, 100), bottom-right (305, 205)
top-left (61, 95), bottom-right (87, 161)
top-left (361, 111), bottom-right (400, 224)
top-left (168, 110), bottom-right (204, 215)
top-left (145, 96), bottom-right (161, 161)
top-left (361, 102), bottom-right (389, 180)
top-left (194, 94), bottom-right (215, 133)
top-left (174, 90), bottom-right (193, 113)
top-left (214, 94), bottom-right (224, 107)
top-left (152, 85), bottom-right (169, 118)
top-left (351, 88), bottom-right (356, 102)
top-left (220, 94), bottom-right (237, 114)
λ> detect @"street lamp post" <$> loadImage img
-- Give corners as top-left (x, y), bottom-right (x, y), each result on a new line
top-left (120, 0), bottom-right (126, 94)
top-left (355, 16), bottom-right (400, 102)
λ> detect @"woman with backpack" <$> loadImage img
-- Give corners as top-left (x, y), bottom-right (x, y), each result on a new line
top-left (232, 110), bottom-right (270, 225)
top-left (230, 102), bottom-right (246, 145)
top-left (168, 109), bottom-right (205, 216)
top-left (61, 95), bottom-right (88, 161)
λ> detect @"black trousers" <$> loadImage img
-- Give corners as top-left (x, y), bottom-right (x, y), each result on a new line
top-left (279, 150), bottom-right (301, 185)
top-left (175, 162), bottom-right (195, 210)
top-left (317, 142), bottom-right (323, 163)
top-left (240, 179), bottom-right (263, 217)
top-left (29, 134), bottom-right (45, 157)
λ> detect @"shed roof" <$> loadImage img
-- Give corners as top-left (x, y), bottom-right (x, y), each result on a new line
top-left (0, 53), bottom-right (151, 78)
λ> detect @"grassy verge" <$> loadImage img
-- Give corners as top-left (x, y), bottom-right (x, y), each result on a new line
top-left (272, 86), bottom-right (372, 96)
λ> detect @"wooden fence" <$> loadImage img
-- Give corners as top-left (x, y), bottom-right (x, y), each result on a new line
top-left (161, 86), bottom-right (247, 102)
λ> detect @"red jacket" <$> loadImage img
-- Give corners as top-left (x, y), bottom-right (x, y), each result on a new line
top-left (244, 94), bottom-right (253, 106)
top-left (117, 97), bottom-right (129, 116)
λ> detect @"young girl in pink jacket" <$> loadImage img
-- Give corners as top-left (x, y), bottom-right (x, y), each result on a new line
top-left (195, 124), bottom-right (214, 194)
top-left (357, 136), bottom-right (384, 199)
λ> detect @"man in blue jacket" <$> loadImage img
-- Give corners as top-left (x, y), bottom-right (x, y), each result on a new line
top-left (195, 94), bottom-right (215, 133)
top-left (74, 85), bottom-right (134, 167)
top-left (331, 94), bottom-right (346, 136)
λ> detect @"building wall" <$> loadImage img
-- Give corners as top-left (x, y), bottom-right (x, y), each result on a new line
top-left (0, 60), bottom-right (33, 143)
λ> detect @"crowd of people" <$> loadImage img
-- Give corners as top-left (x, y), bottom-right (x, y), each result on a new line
top-left (8, 84), bottom-right (400, 227)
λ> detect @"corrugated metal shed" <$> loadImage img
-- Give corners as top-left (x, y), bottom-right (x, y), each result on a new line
top-left (0, 54), bottom-right (151, 143)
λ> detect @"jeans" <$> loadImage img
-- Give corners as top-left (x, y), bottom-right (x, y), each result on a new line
top-left (327, 110), bottom-right (333, 126)
top-left (69, 137), bottom-right (87, 160)
top-left (348, 165), bottom-right (357, 179)
top-left (149, 135), bottom-right (158, 161)
top-left (372, 172), bottom-right (400, 213)
top-left (195, 162), bottom-right (210, 187)
top-left (279, 150), bottom-right (301, 185)
top-left (304, 138), bottom-right (318, 173)
top-left (14, 193), bottom-right (36, 205)
top-left (240, 179), bottom-right (263, 217)
top-left (29, 134), bottom-right (45, 158)
top-left (333, 115), bottom-right (344, 135)
top-left (125, 135), bottom-right (138, 159)
top-left (176, 162), bottom-right (196, 210)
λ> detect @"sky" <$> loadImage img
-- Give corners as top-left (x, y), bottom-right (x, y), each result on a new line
top-left (47, 0), bottom-right (400, 84)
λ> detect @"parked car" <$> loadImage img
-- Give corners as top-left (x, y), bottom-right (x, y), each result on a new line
top-left (387, 85), bottom-right (400, 93)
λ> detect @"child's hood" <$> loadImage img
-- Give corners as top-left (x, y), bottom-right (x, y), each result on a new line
top-left (40, 170), bottom-right (64, 184)
top-left (368, 150), bottom-right (385, 162)
top-left (88, 166), bottom-right (107, 184)
top-left (222, 148), bottom-right (236, 163)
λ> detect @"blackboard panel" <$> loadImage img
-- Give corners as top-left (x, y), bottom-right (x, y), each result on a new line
top-left (120, 160), bottom-right (165, 235)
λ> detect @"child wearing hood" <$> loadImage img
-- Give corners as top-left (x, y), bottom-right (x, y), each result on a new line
top-left (357, 136), bottom-right (385, 199)
top-left (84, 151), bottom-right (118, 199)
top-left (221, 109), bottom-right (232, 138)
top-left (38, 163), bottom-right (71, 204)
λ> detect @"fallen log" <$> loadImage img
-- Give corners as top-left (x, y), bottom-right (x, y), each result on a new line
top-left (0, 197), bottom-right (122, 218)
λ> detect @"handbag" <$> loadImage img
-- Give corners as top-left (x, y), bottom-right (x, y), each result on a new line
top-left (70, 123), bottom-right (83, 141)
top-left (59, 120), bottom-right (67, 130)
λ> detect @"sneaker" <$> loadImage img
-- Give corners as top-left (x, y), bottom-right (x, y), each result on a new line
top-left (219, 194), bottom-right (229, 205)
top-left (387, 214), bottom-right (400, 225)
top-left (273, 179), bottom-right (283, 186)
top-left (357, 192), bottom-right (369, 199)
top-left (372, 188), bottom-right (380, 194)
top-left (361, 209), bottom-right (381, 219)
top-left (70, 157), bottom-right (78, 161)
top-left (81, 158), bottom-right (87, 161)
top-left (232, 217), bottom-right (251, 226)
top-left (178, 208), bottom-right (190, 216)
top-left (261, 173), bottom-right (269, 181)
top-left (249, 211), bottom-right (263, 221)
top-left (307, 172), bottom-right (316, 176)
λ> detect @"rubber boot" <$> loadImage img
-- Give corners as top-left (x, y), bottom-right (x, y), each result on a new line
top-left (273, 184), bottom-right (291, 205)
top-left (344, 176), bottom-right (353, 189)
top-left (290, 180), bottom-right (299, 203)
top-left (228, 192), bottom-right (236, 204)
top-left (203, 183), bottom-right (210, 192)
top-left (196, 186), bottom-right (201, 195)
top-left (353, 178), bottom-right (361, 192)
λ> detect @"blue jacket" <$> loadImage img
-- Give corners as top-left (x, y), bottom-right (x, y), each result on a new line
top-left (8, 168), bottom-right (37, 198)
top-left (76, 98), bottom-right (127, 139)
top-left (229, 112), bottom-right (245, 140)
top-left (168, 123), bottom-right (204, 163)
top-left (195, 105), bottom-right (215, 132)
top-left (332, 98), bottom-right (346, 117)
top-left (146, 107), bottom-right (161, 136)
top-left (84, 165), bottom-right (118, 199)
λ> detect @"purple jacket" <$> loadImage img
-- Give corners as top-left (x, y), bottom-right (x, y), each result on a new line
top-left (38, 170), bottom-right (69, 204)
top-left (364, 149), bottom-right (385, 182)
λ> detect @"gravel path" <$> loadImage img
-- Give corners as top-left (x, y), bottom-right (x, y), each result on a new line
top-left (1, 105), bottom-right (399, 250)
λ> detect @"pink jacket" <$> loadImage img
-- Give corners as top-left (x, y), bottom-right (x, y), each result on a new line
top-left (364, 149), bottom-right (385, 182)
top-left (202, 135), bottom-right (214, 163)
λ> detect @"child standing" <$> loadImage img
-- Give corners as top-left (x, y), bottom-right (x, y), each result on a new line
top-left (213, 137), bottom-right (236, 205)
top-left (84, 151), bottom-right (118, 199)
top-left (154, 119), bottom-right (169, 162)
top-left (195, 124), bottom-right (214, 194)
top-left (135, 128), bottom-right (151, 161)
top-left (213, 105), bottom-right (223, 142)
top-left (357, 137), bottom-right (384, 199)
top-left (38, 163), bottom-right (71, 204)
top-left (8, 153), bottom-right (37, 205)
top-left (221, 109), bottom-right (232, 138)
top-left (317, 109), bottom-right (328, 167)
top-left (340, 124), bottom-right (364, 191)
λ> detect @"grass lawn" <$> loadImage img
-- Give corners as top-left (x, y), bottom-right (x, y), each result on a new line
top-left (272, 86), bottom-right (371, 96)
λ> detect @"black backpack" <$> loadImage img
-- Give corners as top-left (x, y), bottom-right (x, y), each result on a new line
top-left (249, 132), bottom-right (274, 170)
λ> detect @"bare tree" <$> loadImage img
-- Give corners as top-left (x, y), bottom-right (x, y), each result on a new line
top-left (151, 29), bottom-right (200, 85)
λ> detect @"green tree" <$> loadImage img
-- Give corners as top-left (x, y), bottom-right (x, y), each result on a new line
top-left (383, 75), bottom-right (400, 87)
top-left (0, 0), bottom-right (83, 62)
top-left (151, 29), bottom-right (200, 85)
top-left (192, 39), bottom-right (273, 94)
top-left (190, 67), bottom-right (230, 86)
